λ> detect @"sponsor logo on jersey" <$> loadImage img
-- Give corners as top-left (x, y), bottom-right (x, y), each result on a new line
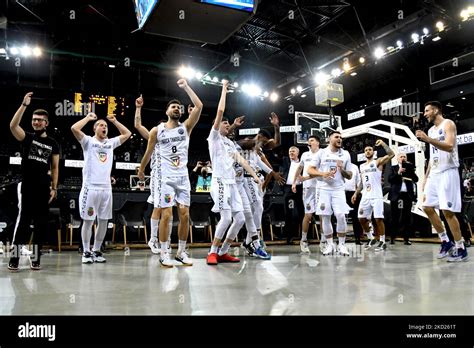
top-left (447, 202), bottom-right (452, 208)
top-left (87, 207), bottom-right (94, 216)
top-left (359, 208), bottom-right (364, 215)
top-left (164, 194), bottom-right (172, 203)
top-left (171, 156), bottom-right (180, 167)
top-left (320, 203), bottom-right (325, 211)
top-left (178, 128), bottom-right (184, 135)
top-left (98, 152), bottom-right (107, 163)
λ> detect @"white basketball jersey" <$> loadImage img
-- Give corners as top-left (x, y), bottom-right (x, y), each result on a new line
top-left (300, 150), bottom-right (319, 188)
top-left (80, 135), bottom-right (121, 188)
top-left (428, 119), bottom-right (459, 174)
top-left (359, 160), bottom-right (383, 199)
top-left (207, 128), bottom-right (237, 183)
top-left (156, 123), bottom-right (189, 177)
top-left (234, 142), bottom-right (245, 183)
top-left (312, 147), bottom-right (351, 190)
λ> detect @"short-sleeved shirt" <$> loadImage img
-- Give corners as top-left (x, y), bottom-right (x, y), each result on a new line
top-left (21, 132), bottom-right (59, 188)
top-left (312, 147), bottom-right (351, 190)
top-left (80, 135), bottom-right (121, 188)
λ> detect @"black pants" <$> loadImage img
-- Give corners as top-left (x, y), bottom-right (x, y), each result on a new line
top-left (390, 193), bottom-right (413, 241)
top-left (283, 185), bottom-right (304, 242)
top-left (346, 191), bottom-right (363, 241)
top-left (11, 182), bottom-right (49, 261)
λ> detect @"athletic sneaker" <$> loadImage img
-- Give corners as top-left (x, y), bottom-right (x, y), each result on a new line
top-left (322, 243), bottom-right (335, 256)
top-left (207, 252), bottom-right (218, 265)
top-left (159, 252), bottom-right (174, 268)
top-left (148, 238), bottom-right (160, 254)
top-left (374, 241), bottom-right (387, 252)
top-left (0, 242), bottom-right (4, 254)
top-left (319, 241), bottom-right (327, 253)
top-left (242, 241), bottom-right (256, 256)
top-left (217, 253), bottom-right (240, 263)
top-left (447, 248), bottom-right (469, 262)
top-left (437, 240), bottom-right (455, 259)
top-left (175, 250), bottom-right (193, 266)
top-left (8, 257), bottom-right (20, 271)
top-left (300, 240), bottom-right (310, 254)
top-left (338, 244), bottom-right (350, 256)
top-left (364, 238), bottom-right (377, 250)
top-left (82, 251), bottom-right (93, 264)
top-left (254, 247), bottom-right (271, 260)
top-left (92, 251), bottom-right (106, 263)
top-left (29, 257), bottom-right (41, 270)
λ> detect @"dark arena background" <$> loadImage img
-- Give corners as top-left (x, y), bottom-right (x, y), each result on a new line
top-left (0, 0), bottom-right (474, 346)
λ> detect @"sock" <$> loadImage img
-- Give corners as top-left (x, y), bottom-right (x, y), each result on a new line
top-left (438, 231), bottom-right (449, 242)
top-left (160, 241), bottom-right (169, 256)
top-left (455, 240), bottom-right (465, 250)
top-left (338, 236), bottom-right (345, 245)
top-left (326, 237), bottom-right (334, 246)
top-left (251, 235), bottom-right (260, 249)
top-left (93, 219), bottom-right (108, 252)
top-left (218, 241), bottom-right (231, 256)
top-left (367, 231), bottom-right (374, 240)
top-left (380, 235), bottom-right (385, 243)
top-left (210, 244), bottom-right (219, 254)
top-left (245, 233), bottom-right (252, 245)
top-left (81, 220), bottom-right (94, 253)
top-left (151, 218), bottom-right (159, 240)
top-left (178, 240), bottom-right (186, 255)
top-left (321, 233), bottom-right (327, 242)
top-left (301, 232), bottom-right (308, 241)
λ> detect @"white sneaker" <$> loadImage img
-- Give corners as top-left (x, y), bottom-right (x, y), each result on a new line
top-left (300, 240), bottom-right (310, 254)
top-left (82, 251), bottom-right (93, 264)
top-left (21, 245), bottom-right (33, 256)
top-left (0, 242), bottom-right (4, 254)
top-left (159, 252), bottom-right (174, 268)
top-left (92, 251), bottom-right (106, 263)
top-left (338, 244), bottom-right (350, 256)
top-left (148, 238), bottom-right (160, 254)
top-left (319, 241), bottom-right (327, 254)
top-left (175, 250), bottom-right (193, 266)
top-left (322, 243), bottom-right (335, 256)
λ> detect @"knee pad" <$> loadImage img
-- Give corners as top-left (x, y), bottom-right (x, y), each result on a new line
top-left (335, 214), bottom-right (347, 232)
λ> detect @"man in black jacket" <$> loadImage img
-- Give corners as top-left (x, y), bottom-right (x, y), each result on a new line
top-left (388, 152), bottom-right (418, 244)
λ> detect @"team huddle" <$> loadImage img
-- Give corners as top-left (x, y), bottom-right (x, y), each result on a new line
top-left (6, 82), bottom-right (468, 271)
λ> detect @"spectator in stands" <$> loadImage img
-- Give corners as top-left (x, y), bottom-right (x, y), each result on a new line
top-left (465, 178), bottom-right (474, 199)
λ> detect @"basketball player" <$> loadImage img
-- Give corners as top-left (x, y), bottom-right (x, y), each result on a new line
top-left (207, 80), bottom-right (261, 265)
top-left (71, 112), bottom-right (131, 264)
top-left (416, 101), bottom-right (468, 262)
top-left (134, 95), bottom-right (172, 255)
top-left (138, 79), bottom-right (203, 267)
top-left (351, 140), bottom-right (394, 251)
top-left (292, 135), bottom-right (320, 253)
top-left (308, 131), bottom-right (352, 256)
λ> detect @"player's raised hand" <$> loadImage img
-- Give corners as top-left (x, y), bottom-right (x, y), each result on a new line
top-left (375, 139), bottom-right (384, 147)
top-left (86, 112), bottom-right (97, 121)
top-left (135, 94), bottom-right (144, 108)
top-left (269, 112), bottom-right (280, 127)
top-left (22, 92), bottom-right (33, 106)
top-left (177, 79), bottom-right (188, 89)
top-left (106, 114), bottom-right (116, 123)
top-left (233, 115), bottom-right (245, 127)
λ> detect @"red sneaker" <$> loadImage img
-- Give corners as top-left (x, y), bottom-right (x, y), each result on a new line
top-left (207, 252), bottom-right (218, 265)
top-left (217, 253), bottom-right (240, 263)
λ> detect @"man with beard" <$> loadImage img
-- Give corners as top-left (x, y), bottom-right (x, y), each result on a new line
top-left (416, 101), bottom-right (468, 262)
top-left (139, 79), bottom-right (203, 267)
top-left (8, 92), bottom-right (59, 271)
top-left (71, 112), bottom-right (131, 264)
top-left (352, 140), bottom-right (394, 251)
top-left (308, 131), bottom-right (352, 256)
